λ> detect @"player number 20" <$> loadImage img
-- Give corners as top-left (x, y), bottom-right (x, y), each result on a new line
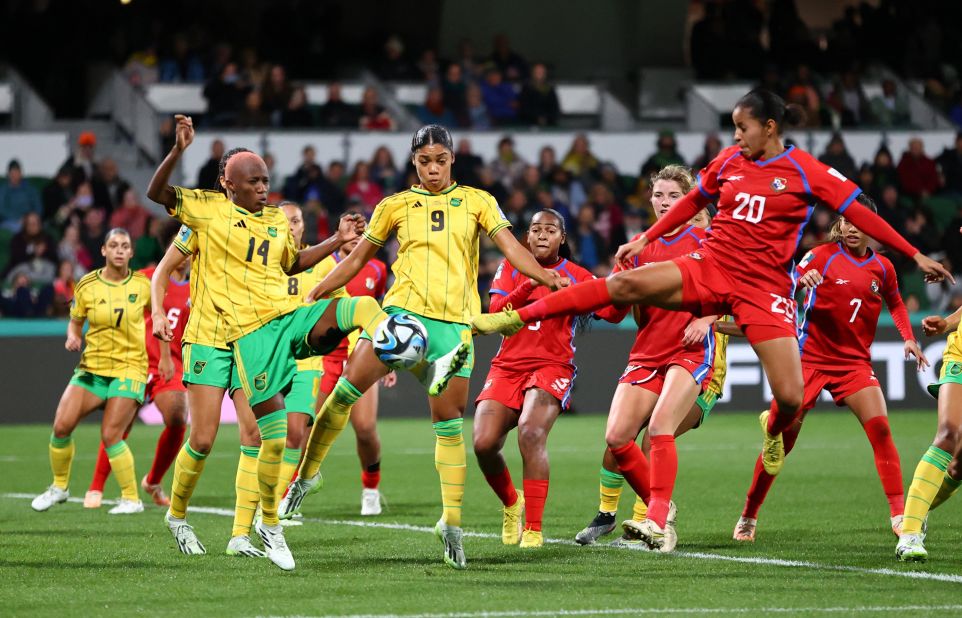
top-left (733, 192), bottom-right (766, 224)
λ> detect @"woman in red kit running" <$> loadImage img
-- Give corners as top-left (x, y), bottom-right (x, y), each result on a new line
top-left (473, 88), bottom-right (950, 485)
top-left (473, 208), bottom-right (594, 549)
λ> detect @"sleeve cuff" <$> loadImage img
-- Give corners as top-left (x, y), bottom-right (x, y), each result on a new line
top-left (173, 239), bottom-right (191, 255)
top-left (362, 231), bottom-right (386, 247)
top-left (837, 187), bottom-right (862, 213)
top-left (487, 222), bottom-right (511, 238)
top-left (489, 288), bottom-right (508, 296)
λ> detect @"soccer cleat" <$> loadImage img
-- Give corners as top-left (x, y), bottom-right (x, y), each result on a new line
top-left (471, 310), bottom-right (524, 337)
top-left (662, 501), bottom-right (679, 553)
top-left (31, 485), bottom-right (69, 512)
top-left (361, 488), bottom-right (383, 516)
top-left (622, 518), bottom-right (673, 553)
top-left (83, 490), bottom-right (103, 509)
top-left (434, 519), bottom-right (467, 570)
top-left (609, 534), bottom-right (651, 550)
top-left (519, 528), bottom-right (543, 549)
top-left (226, 535), bottom-right (267, 558)
top-left (896, 534), bottom-right (927, 562)
top-left (108, 498), bottom-right (144, 515)
top-left (165, 510), bottom-right (206, 555)
top-left (425, 342), bottom-right (471, 397)
top-left (759, 411), bottom-right (785, 476)
top-left (141, 475), bottom-right (171, 507)
top-left (733, 516), bottom-right (757, 542)
top-left (279, 472), bottom-right (323, 519)
top-left (501, 491), bottom-right (525, 545)
top-left (891, 515), bottom-right (903, 537)
top-left (574, 511), bottom-right (617, 545)
top-left (256, 520), bottom-right (295, 571)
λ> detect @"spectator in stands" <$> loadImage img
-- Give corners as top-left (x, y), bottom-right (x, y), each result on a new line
top-left (503, 189), bottom-right (535, 235)
top-left (261, 65), bottom-right (293, 125)
top-left (871, 146), bottom-right (899, 193)
top-left (518, 63), bottom-right (560, 127)
top-left (489, 34), bottom-right (528, 82)
top-left (370, 146), bottom-right (400, 194)
top-left (549, 166), bottom-right (587, 215)
top-left (480, 68), bottom-right (518, 125)
top-left (416, 86), bottom-right (456, 126)
top-left (124, 46), bottom-right (159, 89)
top-left (452, 139), bottom-right (483, 188)
top-left (42, 166), bottom-right (73, 223)
top-left (598, 163), bottom-right (628, 204)
top-left (948, 91), bottom-right (962, 128)
top-left (537, 146), bottom-right (558, 182)
top-left (768, 0), bottom-right (817, 69)
top-left (203, 62), bottom-right (249, 127)
top-left (0, 160), bottom-right (42, 233)
top-left (8, 212), bottom-right (55, 274)
top-left (518, 165), bottom-right (544, 204)
top-left (491, 136), bottom-right (526, 190)
top-left (784, 64), bottom-right (823, 128)
top-left (57, 224), bottom-right (92, 276)
top-left (640, 131), bottom-right (686, 178)
top-left (132, 217), bottom-right (167, 269)
top-left (441, 63), bottom-right (468, 125)
top-left (376, 35), bottom-right (416, 80)
top-left (535, 187), bottom-right (573, 232)
top-left (464, 83), bottom-right (492, 130)
top-left (926, 254), bottom-right (962, 313)
top-left (93, 158), bottom-right (130, 215)
top-left (51, 259), bottom-right (76, 317)
top-left (109, 189), bottom-right (151, 240)
top-left (358, 87), bottom-right (396, 131)
top-left (197, 139), bottom-right (225, 190)
top-left (828, 70), bottom-right (871, 126)
top-left (477, 165), bottom-right (507, 206)
top-left (345, 162), bottom-right (384, 213)
top-left (871, 79), bottom-right (911, 127)
top-left (877, 185), bottom-right (907, 231)
top-left (898, 137), bottom-right (941, 198)
top-left (158, 34), bottom-right (205, 83)
top-left (584, 183), bottom-right (626, 249)
top-left (324, 161), bottom-right (348, 214)
top-left (819, 133), bottom-right (858, 181)
top-left (63, 132), bottom-right (100, 188)
top-left (561, 134), bottom-right (600, 183)
top-left (624, 207), bottom-right (645, 240)
top-left (79, 208), bottom-right (106, 267)
top-left (936, 132), bottom-right (962, 195)
top-left (456, 38), bottom-right (483, 81)
top-left (238, 90), bottom-right (271, 127)
top-left (239, 47), bottom-right (269, 89)
top-left (902, 208), bottom-right (937, 255)
top-left (318, 82), bottom-right (358, 128)
top-left (1, 272), bottom-right (53, 317)
top-left (571, 206), bottom-right (607, 274)
top-left (281, 86), bottom-right (314, 127)
top-left (417, 49), bottom-right (441, 83)
top-left (690, 2), bottom-right (727, 79)
top-left (692, 134), bottom-right (722, 171)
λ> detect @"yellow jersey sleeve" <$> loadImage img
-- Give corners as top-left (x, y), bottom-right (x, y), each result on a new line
top-left (476, 190), bottom-right (512, 238)
top-left (170, 187), bottom-right (228, 230)
top-left (943, 321), bottom-right (962, 365)
top-left (173, 224), bottom-right (196, 255)
top-left (281, 229), bottom-right (298, 273)
top-left (363, 197), bottom-right (398, 247)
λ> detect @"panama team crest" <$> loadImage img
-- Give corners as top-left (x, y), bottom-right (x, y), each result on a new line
top-left (771, 177), bottom-right (788, 192)
top-left (870, 279), bottom-right (880, 294)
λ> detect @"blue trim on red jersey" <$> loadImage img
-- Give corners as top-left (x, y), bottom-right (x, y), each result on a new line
top-left (785, 153), bottom-right (812, 195)
top-left (716, 152), bottom-right (742, 178)
top-left (489, 288), bottom-right (509, 296)
top-left (692, 324), bottom-right (716, 385)
top-left (696, 173), bottom-right (718, 199)
top-left (561, 365), bottom-right (578, 409)
top-left (797, 249), bottom-right (844, 355)
top-left (659, 225), bottom-right (698, 246)
top-left (755, 145), bottom-right (796, 167)
top-left (837, 243), bottom-right (879, 270)
top-left (789, 204), bottom-right (816, 290)
top-left (837, 187), bottom-right (862, 214)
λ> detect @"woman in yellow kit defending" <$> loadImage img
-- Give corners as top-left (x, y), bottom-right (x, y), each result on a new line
top-left (280, 124), bottom-right (564, 570)
top-left (31, 228), bottom-right (150, 515)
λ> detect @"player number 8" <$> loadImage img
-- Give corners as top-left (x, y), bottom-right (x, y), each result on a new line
top-left (733, 192), bottom-right (766, 224)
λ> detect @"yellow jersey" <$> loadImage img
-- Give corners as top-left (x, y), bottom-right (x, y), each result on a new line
top-left (706, 316), bottom-right (731, 396)
top-left (363, 183), bottom-right (511, 324)
top-left (167, 187), bottom-right (301, 342)
top-left (173, 224), bottom-right (231, 349)
top-left (286, 249), bottom-right (345, 372)
top-left (70, 269), bottom-right (151, 382)
top-left (942, 321), bottom-right (962, 365)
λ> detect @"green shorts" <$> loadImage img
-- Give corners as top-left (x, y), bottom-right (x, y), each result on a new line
top-left (694, 389), bottom-right (719, 428)
top-left (182, 343), bottom-right (241, 392)
top-left (69, 370), bottom-right (146, 404)
top-left (286, 369), bottom-right (321, 422)
top-left (232, 301), bottom-right (336, 406)
top-left (928, 361), bottom-right (962, 398)
top-left (361, 306), bottom-right (474, 381)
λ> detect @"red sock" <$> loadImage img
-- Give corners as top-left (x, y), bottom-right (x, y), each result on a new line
top-left (89, 428), bottom-right (132, 492)
top-left (743, 421), bottom-right (802, 518)
top-left (146, 424), bottom-right (186, 486)
top-left (863, 416), bottom-right (905, 517)
top-left (767, 401), bottom-right (803, 436)
top-left (484, 467), bottom-right (518, 507)
top-left (647, 435), bottom-right (678, 528)
top-left (518, 277), bottom-right (612, 322)
top-left (609, 442), bottom-right (651, 503)
top-left (361, 463), bottom-right (381, 489)
top-left (522, 479), bottom-right (549, 532)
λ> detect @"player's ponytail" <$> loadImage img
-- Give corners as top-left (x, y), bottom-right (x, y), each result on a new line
top-left (735, 89), bottom-right (806, 134)
top-left (217, 147), bottom-right (253, 193)
top-left (411, 124), bottom-right (454, 154)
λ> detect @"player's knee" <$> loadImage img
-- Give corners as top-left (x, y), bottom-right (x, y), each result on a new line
top-left (607, 272), bottom-right (635, 303)
top-left (100, 427), bottom-right (123, 447)
top-left (286, 425), bottom-right (305, 447)
top-left (605, 429), bottom-right (631, 451)
top-left (517, 422), bottom-right (547, 453)
top-left (352, 417), bottom-right (377, 440)
top-left (51, 419), bottom-right (73, 439)
top-left (934, 423), bottom-right (962, 451)
top-left (773, 391), bottom-right (802, 414)
top-left (472, 431), bottom-right (499, 459)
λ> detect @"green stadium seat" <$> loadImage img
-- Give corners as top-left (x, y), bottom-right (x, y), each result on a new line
top-left (925, 195), bottom-right (961, 232)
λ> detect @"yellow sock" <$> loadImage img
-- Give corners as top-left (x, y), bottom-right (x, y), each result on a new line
top-left (903, 445), bottom-right (951, 535)
top-left (49, 434), bottom-right (74, 490)
top-left (599, 468), bottom-right (623, 513)
top-left (434, 418), bottom-right (466, 527)
top-left (632, 495), bottom-right (648, 522)
top-left (231, 446), bottom-right (260, 537)
top-left (169, 443), bottom-right (208, 519)
top-left (930, 473), bottom-right (962, 511)
top-left (277, 447), bottom-right (301, 503)
top-left (257, 411), bottom-right (287, 526)
top-left (105, 440), bottom-right (139, 501)
top-left (300, 378), bottom-right (362, 479)
top-left (336, 296), bottom-right (389, 337)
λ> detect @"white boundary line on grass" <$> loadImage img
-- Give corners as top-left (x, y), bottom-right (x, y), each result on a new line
top-left (6, 492), bottom-right (962, 585)
top-left (263, 606), bottom-right (962, 618)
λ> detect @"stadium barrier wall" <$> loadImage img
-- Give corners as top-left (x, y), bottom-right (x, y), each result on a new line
top-left (0, 325), bottom-right (943, 424)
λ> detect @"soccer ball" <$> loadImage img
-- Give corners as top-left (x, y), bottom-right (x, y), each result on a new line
top-left (373, 313), bottom-right (428, 370)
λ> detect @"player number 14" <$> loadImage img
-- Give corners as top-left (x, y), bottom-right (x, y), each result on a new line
top-left (733, 192), bottom-right (766, 224)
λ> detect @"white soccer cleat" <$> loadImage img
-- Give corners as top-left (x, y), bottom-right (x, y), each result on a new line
top-left (31, 485), bottom-right (69, 512)
top-left (256, 520), bottom-right (295, 571)
top-left (361, 488), bottom-right (383, 516)
top-left (434, 519), bottom-right (467, 570)
top-left (891, 515), bottom-right (903, 537)
top-left (425, 342), bottom-right (470, 397)
top-left (83, 490), bottom-right (103, 509)
top-left (165, 509), bottom-right (206, 555)
top-left (663, 500), bottom-right (679, 552)
top-left (226, 535), bottom-right (266, 558)
top-left (622, 518), bottom-right (672, 553)
top-left (609, 534), bottom-right (651, 550)
top-left (108, 498), bottom-right (144, 515)
top-left (279, 472), bottom-right (323, 520)
top-left (896, 533), bottom-right (927, 562)
top-left (733, 516), bottom-right (757, 542)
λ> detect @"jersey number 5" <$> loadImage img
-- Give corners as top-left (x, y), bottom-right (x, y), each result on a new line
top-left (167, 307), bottom-right (181, 330)
top-left (733, 192), bottom-right (766, 224)
top-left (246, 238), bottom-right (270, 265)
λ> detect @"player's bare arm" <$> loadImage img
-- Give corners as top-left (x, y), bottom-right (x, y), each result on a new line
top-left (490, 228), bottom-right (566, 290)
top-left (151, 244), bottom-right (189, 342)
top-left (307, 237), bottom-right (380, 301)
top-left (146, 114), bottom-right (194, 209)
top-left (797, 269), bottom-right (824, 289)
top-left (65, 318), bottom-right (83, 352)
top-left (922, 306), bottom-right (962, 337)
top-left (681, 315), bottom-right (718, 347)
top-left (286, 213), bottom-right (366, 276)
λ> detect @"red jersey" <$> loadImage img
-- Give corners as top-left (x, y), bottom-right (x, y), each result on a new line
top-left (797, 243), bottom-right (914, 368)
top-left (140, 266), bottom-right (190, 369)
top-left (337, 254), bottom-right (388, 299)
top-left (695, 145), bottom-right (863, 297)
top-left (488, 257), bottom-right (595, 372)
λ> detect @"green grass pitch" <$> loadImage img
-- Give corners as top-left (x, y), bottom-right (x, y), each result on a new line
top-left (2, 411), bottom-right (962, 617)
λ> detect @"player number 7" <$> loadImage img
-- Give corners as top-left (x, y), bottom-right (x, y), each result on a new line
top-left (849, 298), bottom-right (862, 323)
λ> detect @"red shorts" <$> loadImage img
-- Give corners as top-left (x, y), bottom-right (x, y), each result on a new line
top-left (320, 351), bottom-right (348, 394)
top-left (618, 357), bottom-right (713, 395)
top-left (673, 253), bottom-right (797, 345)
top-left (476, 364), bottom-right (576, 410)
top-left (793, 363), bottom-right (880, 410)
top-left (145, 366), bottom-right (187, 402)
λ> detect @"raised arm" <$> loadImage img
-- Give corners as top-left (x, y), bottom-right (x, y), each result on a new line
top-left (151, 243), bottom-right (189, 341)
top-left (286, 213), bottom-right (366, 276)
top-left (306, 238), bottom-right (380, 301)
top-left (146, 115), bottom-right (194, 210)
top-left (491, 229), bottom-right (563, 290)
